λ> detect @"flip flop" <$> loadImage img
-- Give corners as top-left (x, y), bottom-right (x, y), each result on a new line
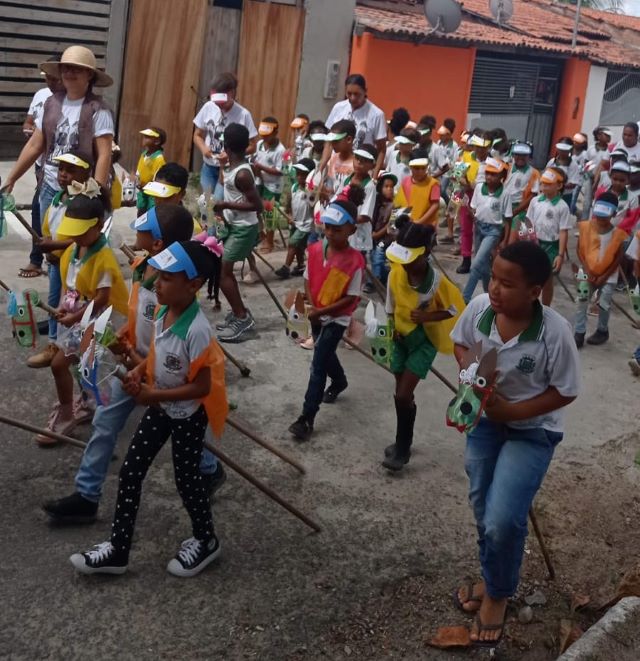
top-left (452, 580), bottom-right (483, 614)
top-left (471, 612), bottom-right (505, 649)
top-left (18, 265), bottom-right (44, 278)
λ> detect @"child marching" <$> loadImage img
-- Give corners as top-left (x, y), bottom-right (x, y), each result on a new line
top-left (70, 239), bottom-right (228, 577)
top-left (382, 219), bottom-right (464, 471)
top-left (288, 187), bottom-right (366, 441)
top-left (135, 127), bottom-right (166, 216)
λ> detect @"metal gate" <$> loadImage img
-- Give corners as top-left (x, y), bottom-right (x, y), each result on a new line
top-left (467, 55), bottom-right (561, 168)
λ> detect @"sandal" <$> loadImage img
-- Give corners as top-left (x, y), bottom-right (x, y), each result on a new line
top-left (18, 265), bottom-right (44, 278)
top-left (452, 580), bottom-right (483, 614)
top-left (471, 612), bottom-right (505, 649)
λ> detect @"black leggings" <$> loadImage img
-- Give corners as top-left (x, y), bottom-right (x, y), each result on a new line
top-left (110, 405), bottom-right (214, 557)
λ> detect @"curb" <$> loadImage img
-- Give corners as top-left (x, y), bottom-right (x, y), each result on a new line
top-left (557, 596), bottom-right (640, 660)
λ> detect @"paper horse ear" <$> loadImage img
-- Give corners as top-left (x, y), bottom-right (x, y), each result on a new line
top-left (516, 217), bottom-right (538, 243)
top-left (285, 290), bottom-right (310, 342)
top-left (446, 344), bottom-right (499, 434)
top-left (8, 289), bottom-right (37, 348)
top-left (365, 301), bottom-right (394, 367)
top-left (575, 267), bottom-right (590, 302)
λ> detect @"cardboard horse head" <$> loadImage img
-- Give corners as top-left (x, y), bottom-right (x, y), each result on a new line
top-left (364, 300), bottom-right (394, 367)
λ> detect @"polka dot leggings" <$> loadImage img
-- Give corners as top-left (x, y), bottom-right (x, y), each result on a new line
top-left (110, 405), bottom-right (214, 557)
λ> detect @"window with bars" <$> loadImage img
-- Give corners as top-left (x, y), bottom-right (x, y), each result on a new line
top-left (600, 69), bottom-right (640, 125)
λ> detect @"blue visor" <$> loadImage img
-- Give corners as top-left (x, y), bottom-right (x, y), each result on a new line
top-left (321, 203), bottom-right (354, 226)
top-left (592, 200), bottom-right (617, 218)
top-left (130, 206), bottom-right (162, 240)
top-left (148, 241), bottom-right (197, 279)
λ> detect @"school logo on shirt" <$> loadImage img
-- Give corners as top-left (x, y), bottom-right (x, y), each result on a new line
top-left (516, 354), bottom-right (536, 374)
top-left (490, 200), bottom-right (500, 212)
top-left (545, 209), bottom-right (554, 220)
top-left (163, 353), bottom-right (182, 372)
top-left (514, 177), bottom-right (523, 188)
top-left (143, 303), bottom-right (155, 321)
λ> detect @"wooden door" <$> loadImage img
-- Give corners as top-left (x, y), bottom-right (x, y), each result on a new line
top-left (118, 0), bottom-right (207, 169)
top-left (236, 0), bottom-right (305, 147)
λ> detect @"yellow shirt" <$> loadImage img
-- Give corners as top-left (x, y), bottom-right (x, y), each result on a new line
top-left (136, 150), bottom-right (166, 187)
top-left (393, 176), bottom-right (440, 224)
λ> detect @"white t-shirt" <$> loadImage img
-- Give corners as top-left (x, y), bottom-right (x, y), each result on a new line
top-left (28, 87), bottom-right (53, 168)
top-left (193, 101), bottom-right (257, 167)
top-left (35, 95), bottom-right (114, 190)
top-left (254, 139), bottom-right (285, 193)
top-left (526, 195), bottom-right (572, 242)
top-left (614, 140), bottom-right (640, 162)
top-left (291, 184), bottom-right (313, 232)
top-left (626, 233), bottom-right (639, 261)
top-left (345, 177), bottom-right (376, 252)
top-left (326, 99), bottom-right (386, 149)
top-left (450, 293), bottom-right (580, 432)
top-left (470, 184), bottom-right (512, 225)
top-left (387, 153), bottom-right (411, 190)
top-left (546, 158), bottom-right (581, 187)
top-left (429, 143), bottom-right (449, 176)
top-left (223, 162), bottom-right (258, 226)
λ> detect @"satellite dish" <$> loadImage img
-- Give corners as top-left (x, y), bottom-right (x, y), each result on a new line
top-left (489, 0), bottom-right (513, 24)
top-left (424, 0), bottom-right (462, 34)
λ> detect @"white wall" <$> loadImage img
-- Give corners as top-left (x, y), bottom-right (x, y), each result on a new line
top-left (581, 64), bottom-right (607, 135)
top-left (295, 0), bottom-right (356, 123)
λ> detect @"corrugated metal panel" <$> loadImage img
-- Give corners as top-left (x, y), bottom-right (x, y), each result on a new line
top-left (600, 69), bottom-right (640, 125)
top-left (0, 0), bottom-right (112, 125)
top-left (469, 57), bottom-right (540, 114)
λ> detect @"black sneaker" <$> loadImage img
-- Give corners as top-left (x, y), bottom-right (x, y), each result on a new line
top-left (42, 492), bottom-right (98, 524)
top-left (202, 463), bottom-right (227, 500)
top-left (167, 535), bottom-right (221, 577)
top-left (456, 257), bottom-right (471, 274)
top-left (289, 415), bottom-right (313, 441)
top-left (291, 265), bottom-right (305, 276)
top-left (275, 265), bottom-right (291, 279)
top-left (362, 283), bottom-right (375, 295)
top-left (574, 332), bottom-right (585, 349)
top-left (69, 541), bottom-right (128, 575)
top-left (587, 329), bottom-right (609, 345)
top-left (323, 381), bottom-right (348, 404)
top-left (382, 448), bottom-right (411, 472)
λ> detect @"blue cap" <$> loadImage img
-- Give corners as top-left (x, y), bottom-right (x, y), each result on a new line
top-left (321, 203), bottom-right (355, 226)
top-left (148, 241), bottom-right (197, 279)
top-left (130, 206), bottom-right (162, 240)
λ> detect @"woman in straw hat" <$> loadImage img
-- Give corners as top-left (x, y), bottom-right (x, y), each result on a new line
top-left (3, 46), bottom-right (114, 278)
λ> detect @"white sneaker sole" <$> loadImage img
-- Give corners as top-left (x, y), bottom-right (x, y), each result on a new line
top-left (69, 553), bottom-right (127, 575)
top-left (217, 319), bottom-right (256, 343)
top-left (166, 544), bottom-right (221, 578)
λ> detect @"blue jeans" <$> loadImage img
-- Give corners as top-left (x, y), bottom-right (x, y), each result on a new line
top-left (47, 262), bottom-right (62, 341)
top-left (302, 322), bottom-right (347, 419)
top-left (371, 245), bottom-right (389, 285)
top-left (200, 164), bottom-right (224, 199)
top-left (29, 184), bottom-right (43, 267)
top-left (574, 282), bottom-right (614, 334)
top-left (465, 418), bottom-right (563, 598)
top-left (634, 345), bottom-right (640, 362)
top-left (75, 378), bottom-right (219, 502)
top-left (462, 222), bottom-right (503, 303)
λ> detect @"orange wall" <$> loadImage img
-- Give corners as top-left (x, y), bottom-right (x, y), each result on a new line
top-left (551, 57), bottom-right (591, 147)
top-left (350, 32), bottom-right (475, 134)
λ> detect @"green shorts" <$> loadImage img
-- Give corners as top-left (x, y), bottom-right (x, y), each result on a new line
top-left (538, 239), bottom-right (560, 265)
top-left (510, 210), bottom-right (526, 230)
top-left (220, 223), bottom-right (259, 263)
top-left (390, 325), bottom-right (437, 379)
top-left (289, 228), bottom-right (310, 248)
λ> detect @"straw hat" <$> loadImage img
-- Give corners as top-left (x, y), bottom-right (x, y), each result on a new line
top-left (40, 46), bottom-right (113, 87)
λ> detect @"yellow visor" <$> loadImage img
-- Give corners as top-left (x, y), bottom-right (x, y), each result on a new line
top-left (57, 215), bottom-right (99, 237)
top-left (143, 181), bottom-right (181, 198)
top-left (385, 241), bottom-right (426, 265)
top-left (140, 128), bottom-right (160, 138)
top-left (258, 122), bottom-right (277, 136)
top-left (409, 158), bottom-right (428, 168)
top-left (290, 117), bottom-right (308, 129)
top-left (53, 153), bottom-right (90, 169)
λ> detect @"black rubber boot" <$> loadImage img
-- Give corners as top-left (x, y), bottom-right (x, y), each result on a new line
top-left (382, 398), bottom-right (416, 471)
top-left (456, 257), bottom-right (471, 274)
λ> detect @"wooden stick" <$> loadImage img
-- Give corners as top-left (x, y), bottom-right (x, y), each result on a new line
top-left (0, 278), bottom-right (56, 316)
top-left (364, 266), bottom-right (387, 302)
top-left (203, 439), bottom-right (320, 533)
top-left (227, 414), bottom-right (306, 474)
top-left (430, 252), bottom-right (456, 285)
top-left (120, 244), bottom-right (136, 264)
top-left (528, 506), bottom-right (555, 580)
top-left (276, 224), bottom-right (288, 249)
top-left (0, 411), bottom-right (321, 534)
top-left (251, 257), bottom-right (289, 319)
top-left (0, 413), bottom-right (87, 450)
top-left (275, 203), bottom-right (294, 225)
top-left (251, 248), bottom-right (276, 272)
top-left (555, 272), bottom-right (575, 303)
top-left (220, 345), bottom-right (251, 377)
top-left (11, 209), bottom-right (40, 240)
